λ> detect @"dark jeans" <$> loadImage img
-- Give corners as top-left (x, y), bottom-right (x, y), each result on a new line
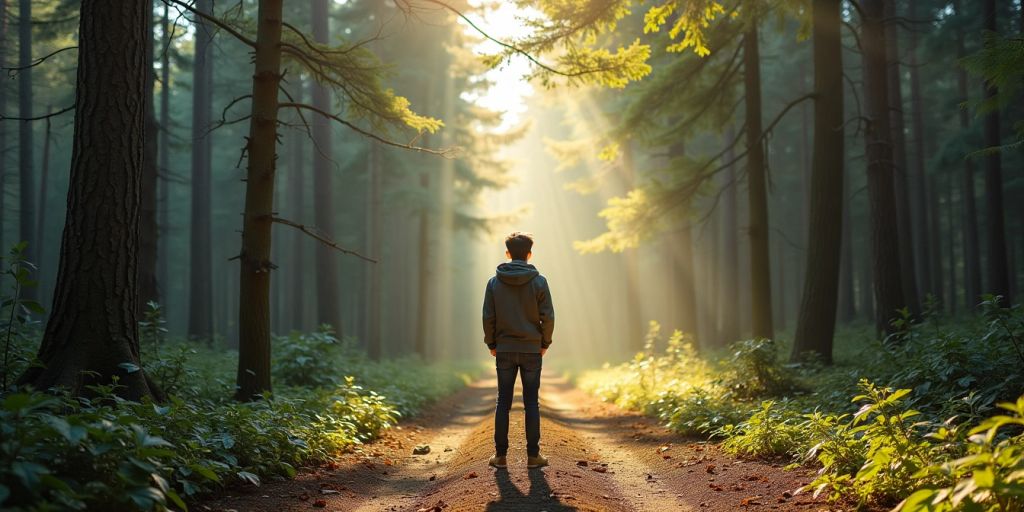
top-left (494, 351), bottom-right (542, 457)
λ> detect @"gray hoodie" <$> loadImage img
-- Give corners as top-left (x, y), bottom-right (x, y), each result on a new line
top-left (482, 260), bottom-right (555, 353)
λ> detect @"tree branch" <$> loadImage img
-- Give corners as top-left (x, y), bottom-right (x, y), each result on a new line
top-left (277, 102), bottom-right (456, 157)
top-left (0, 104), bottom-right (75, 121)
top-left (161, 0), bottom-right (257, 47)
top-left (271, 217), bottom-right (377, 263)
top-left (3, 46), bottom-right (77, 77)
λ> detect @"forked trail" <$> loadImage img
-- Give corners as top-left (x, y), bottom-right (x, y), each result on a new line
top-left (202, 377), bottom-right (826, 511)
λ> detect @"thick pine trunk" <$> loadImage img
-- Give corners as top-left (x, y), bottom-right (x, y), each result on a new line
top-left (18, 0), bottom-right (35, 296)
top-left (189, 0), bottom-right (214, 340)
top-left (862, 0), bottom-right (907, 334)
top-left (140, 4), bottom-right (160, 312)
top-left (954, 0), bottom-right (982, 308)
top-left (980, 0), bottom-right (1011, 305)
top-left (884, 2), bottom-right (922, 316)
top-left (718, 130), bottom-right (739, 346)
top-left (158, 1), bottom-right (171, 300)
top-left (235, 0), bottom-right (283, 401)
top-left (311, 0), bottom-right (342, 334)
top-left (743, 26), bottom-right (773, 341)
top-left (791, 0), bottom-right (843, 363)
top-left (17, 0), bottom-right (162, 401)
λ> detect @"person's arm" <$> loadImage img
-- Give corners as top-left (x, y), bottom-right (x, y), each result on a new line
top-left (482, 279), bottom-right (497, 352)
top-left (538, 277), bottom-right (554, 351)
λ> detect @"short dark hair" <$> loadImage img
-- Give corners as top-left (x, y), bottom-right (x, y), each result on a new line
top-left (505, 232), bottom-right (534, 260)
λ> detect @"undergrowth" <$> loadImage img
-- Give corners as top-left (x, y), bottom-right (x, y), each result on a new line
top-left (1, 298), bottom-right (476, 511)
top-left (578, 300), bottom-right (1024, 511)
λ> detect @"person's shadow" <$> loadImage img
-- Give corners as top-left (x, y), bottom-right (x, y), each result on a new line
top-left (485, 467), bottom-right (577, 511)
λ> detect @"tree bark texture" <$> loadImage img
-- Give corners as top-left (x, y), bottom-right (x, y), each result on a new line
top-left (743, 26), bottom-right (773, 341)
top-left (235, 0), bottom-right (283, 401)
top-left (862, 0), bottom-right (907, 334)
top-left (0, 0), bottom-right (7, 252)
top-left (189, 0), bottom-right (214, 339)
top-left (791, 0), bottom-right (843, 363)
top-left (17, 0), bottom-right (162, 401)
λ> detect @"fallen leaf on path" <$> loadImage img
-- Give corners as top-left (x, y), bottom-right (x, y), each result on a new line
top-left (592, 466), bottom-right (607, 473)
top-left (429, 474), bottom-right (437, 481)
top-left (312, 500), bottom-right (327, 508)
top-left (319, 490), bottom-right (339, 495)
top-left (740, 496), bottom-right (762, 506)
top-left (576, 460), bottom-right (589, 467)
top-left (413, 445), bottom-right (431, 455)
top-left (658, 445), bottom-right (671, 453)
top-left (464, 472), bottom-right (478, 479)
top-left (705, 464), bottom-right (716, 474)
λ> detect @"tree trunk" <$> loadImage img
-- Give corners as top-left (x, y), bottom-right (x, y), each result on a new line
top-left (945, 174), bottom-right (959, 313)
top-left (18, 0), bottom-right (35, 294)
top-left (791, 0), bottom-right (843, 363)
top-left (235, 0), bottom-right (284, 402)
top-left (158, 0), bottom-right (171, 301)
top-left (718, 130), bottom-right (739, 346)
top-left (884, 1), bottom-right (922, 316)
top-left (34, 108), bottom-right (51, 290)
top-left (140, 3), bottom-right (160, 312)
top-left (311, 0), bottom-right (342, 335)
top-left (927, 175), bottom-right (944, 309)
top-left (288, 81), bottom-right (306, 332)
top-left (862, 0), bottom-right (907, 334)
top-left (189, 0), bottom-right (214, 340)
top-left (907, 0), bottom-right (934, 303)
top-left (743, 25), bottom-right (773, 340)
top-left (981, 0), bottom-right (1011, 305)
top-left (415, 171), bottom-right (430, 359)
top-left (0, 0), bottom-right (7, 253)
top-left (954, 0), bottom-right (982, 309)
top-left (17, 0), bottom-right (162, 401)
top-left (836, 165), bottom-right (855, 323)
top-left (366, 142), bottom-right (381, 360)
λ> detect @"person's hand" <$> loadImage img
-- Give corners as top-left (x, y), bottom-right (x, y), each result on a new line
top-left (540, 348), bottom-right (547, 356)
top-left (490, 348), bottom-right (497, 357)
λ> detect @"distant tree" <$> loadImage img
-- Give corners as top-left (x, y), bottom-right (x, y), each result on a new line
top-left (884, 1), bottom-right (922, 316)
top-left (791, 0), bottom-right (844, 362)
top-left (18, 0), bottom-right (163, 400)
top-left (861, 0), bottom-right (908, 334)
top-left (979, 0), bottom-right (1011, 306)
top-left (158, 1), bottom-right (171, 297)
top-left (953, 0), bottom-right (982, 308)
top-left (188, 0), bottom-right (214, 340)
top-left (0, 0), bottom-right (7, 252)
top-left (310, 0), bottom-right (341, 335)
top-left (18, 0), bottom-right (35, 294)
top-left (140, 1), bottom-right (160, 312)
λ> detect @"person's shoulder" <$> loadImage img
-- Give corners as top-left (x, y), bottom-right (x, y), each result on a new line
top-left (533, 273), bottom-right (550, 286)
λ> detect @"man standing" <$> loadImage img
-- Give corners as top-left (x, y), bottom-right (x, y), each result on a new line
top-left (483, 232), bottom-right (555, 469)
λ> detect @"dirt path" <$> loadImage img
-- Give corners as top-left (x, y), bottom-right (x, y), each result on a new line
top-left (201, 376), bottom-right (827, 512)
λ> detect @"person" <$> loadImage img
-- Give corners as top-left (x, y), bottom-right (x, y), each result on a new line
top-left (482, 232), bottom-right (555, 469)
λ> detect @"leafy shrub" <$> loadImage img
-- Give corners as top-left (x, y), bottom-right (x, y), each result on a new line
top-left (898, 397), bottom-right (1024, 512)
top-left (273, 326), bottom-right (342, 387)
top-left (718, 400), bottom-right (805, 458)
top-left (723, 338), bottom-right (801, 397)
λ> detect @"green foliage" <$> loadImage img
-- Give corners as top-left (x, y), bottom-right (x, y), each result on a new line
top-left (582, 306), bottom-right (1024, 510)
top-left (899, 397), bottom-right (1024, 512)
top-left (1, 242), bottom-right (44, 392)
top-left (718, 400), bottom-right (804, 459)
top-left (272, 326), bottom-right (343, 388)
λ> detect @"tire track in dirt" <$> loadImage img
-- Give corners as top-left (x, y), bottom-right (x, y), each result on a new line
top-left (201, 376), bottom-right (826, 512)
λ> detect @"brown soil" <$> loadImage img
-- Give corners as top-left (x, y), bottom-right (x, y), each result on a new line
top-left (199, 376), bottom-right (831, 512)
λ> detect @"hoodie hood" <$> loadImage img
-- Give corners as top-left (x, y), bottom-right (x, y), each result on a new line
top-left (495, 260), bottom-right (539, 286)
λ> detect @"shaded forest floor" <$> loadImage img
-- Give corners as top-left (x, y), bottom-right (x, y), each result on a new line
top-left (199, 376), bottom-right (828, 511)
